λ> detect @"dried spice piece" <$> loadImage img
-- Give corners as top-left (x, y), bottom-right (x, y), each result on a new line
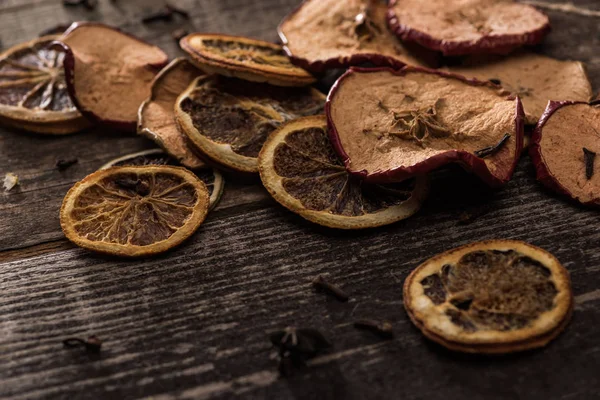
top-left (353, 320), bottom-right (394, 339)
top-left (583, 148), bottom-right (596, 180)
top-left (58, 22), bottom-right (168, 131)
top-left (171, 29), bottom-right (189, 42)
top-left (474, 133), bottom-right (511, 158)
top-left (60, 166), bottom-right (209, 257)
top-left (142, 3), bottom-right (190, 23)
top-left (180, 33), bottom-right (315, 87)
top-left (312, 275), bottom-right (349, 302)
top-left (530, 101), bottom-right (600, 206)
top-left (138, 58), bottom-right (205, 170)
top-left (270, 327), bottom-right (331, 376)
top-left (404, 240), bottom-right (573, 353)
top-left (387, 0), bottom-right (550, 56)
top-left (63, 336), bottom-right (102, 353)
top-left (278, 0), bottom-right (430, 74)
top-left (445, 53), bottom-right (593, 124)
top-left (142, 7), bottom-right (174, 24)
top-left (165, 3), bottom-right (190, 19)
top-left (258, 116), bottom-right (429, 229)
top-left (0, 36), bottom-right (89, 134)
top-left (100, 149), bottom-right (225, 211)
top-left (56, 158), bottom-right (78, 171)
top-left (175, 75), bottom-right (325, 174)
top-left (327, 67), bottom-right (524, 187)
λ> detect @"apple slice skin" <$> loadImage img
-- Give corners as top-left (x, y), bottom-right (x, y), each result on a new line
top-left (530, 100), bottom-right (600, 206)
top-left (326, 67), bottom-right (525, 188)
top-left (386, 0), bottom-right (551, 56)
top-left (57, 22), bottom-right (169, 132)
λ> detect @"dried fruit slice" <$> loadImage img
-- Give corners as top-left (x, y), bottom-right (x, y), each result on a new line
top-left (175, 75), bottom-right (325, 173)
top-left (99, 149), bottom-right (225, 211)
top-left (0, 35), bottom-right (89, 134)
top-left (387, 0), bottom-right (550, 56)
top-left (258, 116), bottom-right (428, 229)
top-left (530, 101), bottom-right (600, 206)
top-left (58, 22), bottom-right (169, 131)
top-left (60, 165), bottom-right (209, 257)
top-left (327, 67), bottom-right (524, 187)
top-left (180, 33), bottom-right (315, 87)
top-left (445, 53), bottom-right (593, 125)
top-left (138, 58), bottom-right (205, 169)
top-left (278, 0), bottom-right (426, 73)
top-left (404, 240), bottom-right (573, 353)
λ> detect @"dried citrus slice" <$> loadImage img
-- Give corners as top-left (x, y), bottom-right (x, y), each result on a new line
top-left (58, 22), bottom-right (169, 131)
top-left (327, 67), bottom-right (524, 187)
top-left (0, 35), bottom-right (89, 134)
top-left (60, 165), bottom-right (209, 257)
top-left (138, 58), bottom-right (206, 170)
top-left (175, 75), bottom-right (325, 173)
top-left (258, 116), bottom-right (428, 229)
top-left (530, 101), bottom-right (600, 206)
top-left (99, 149), bottom-right (225, 211)
top-left (404, 240), bottom-right (573, 353)
top-left (278, 0), bottom-right (427, 73)
top-left (387, 0), bottom-right (550, 56)
top-left (180, 33), bottom-right (315, 87)
top-left (445, 53), bottom-right (593, 125)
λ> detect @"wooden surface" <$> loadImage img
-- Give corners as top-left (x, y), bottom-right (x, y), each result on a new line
top-left (1, 1), bottom-right (599, 399)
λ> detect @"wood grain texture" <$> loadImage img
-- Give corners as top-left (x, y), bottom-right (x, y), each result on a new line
top-left (1, 0), bottom-right (599, 399)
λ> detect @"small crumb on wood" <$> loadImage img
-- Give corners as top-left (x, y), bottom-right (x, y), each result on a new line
top-left (3, 173), bottom-right (19, 191)
top-left (354, 320), bottom-right (394, 339)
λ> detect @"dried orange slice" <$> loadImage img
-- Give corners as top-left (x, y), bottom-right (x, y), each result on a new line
top-left (0, 35), bottom-right (89, 134)
top-left (138, 58), bottom-right (206, 170)
top-left (99, 149), bottom-right (225, 211)
top-left (404, 240), bottom-right (573, 353)
top-left (258, 116), bottom-right (428, 229)
top-left (175, 75), bottom-right (325, 173)
top-left (180, 33), bottom-right (316, 87)
top-left (60, 166), bottom-right (209, 257)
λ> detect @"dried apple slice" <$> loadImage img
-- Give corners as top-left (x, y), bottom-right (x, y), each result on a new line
top-left (446, 53), bottom-right (593, 125)
top-left (387, 0), bottom-right (550, 56)
top-left (175, 75), bottom-right (325, 173)
top-left (58, 22), bottom-right (169, 131)
top-left (530, 101), bottom-right (600, 206)
top-left (138, 58), bottom-right (205, 169)
top-left (0, 35), bottom-right (89, 134)
top-left (278, 0), bottom-right (427, 73)
top-left (99, 149), bottom-right (225, 211)
top-left (259, 115), bottom-right (428, 229)
top-left (404, 240), bottom-right (573, 353)
top-left (326, 67), bottom-right (524, 187)
top-left (60, 165), bottom-right (209, 257)
top-left (180, 33), bottom-right (315, 87)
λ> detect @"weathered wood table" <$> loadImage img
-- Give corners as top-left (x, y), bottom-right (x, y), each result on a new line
top-left (1, 1), bottom-right (599, 399)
